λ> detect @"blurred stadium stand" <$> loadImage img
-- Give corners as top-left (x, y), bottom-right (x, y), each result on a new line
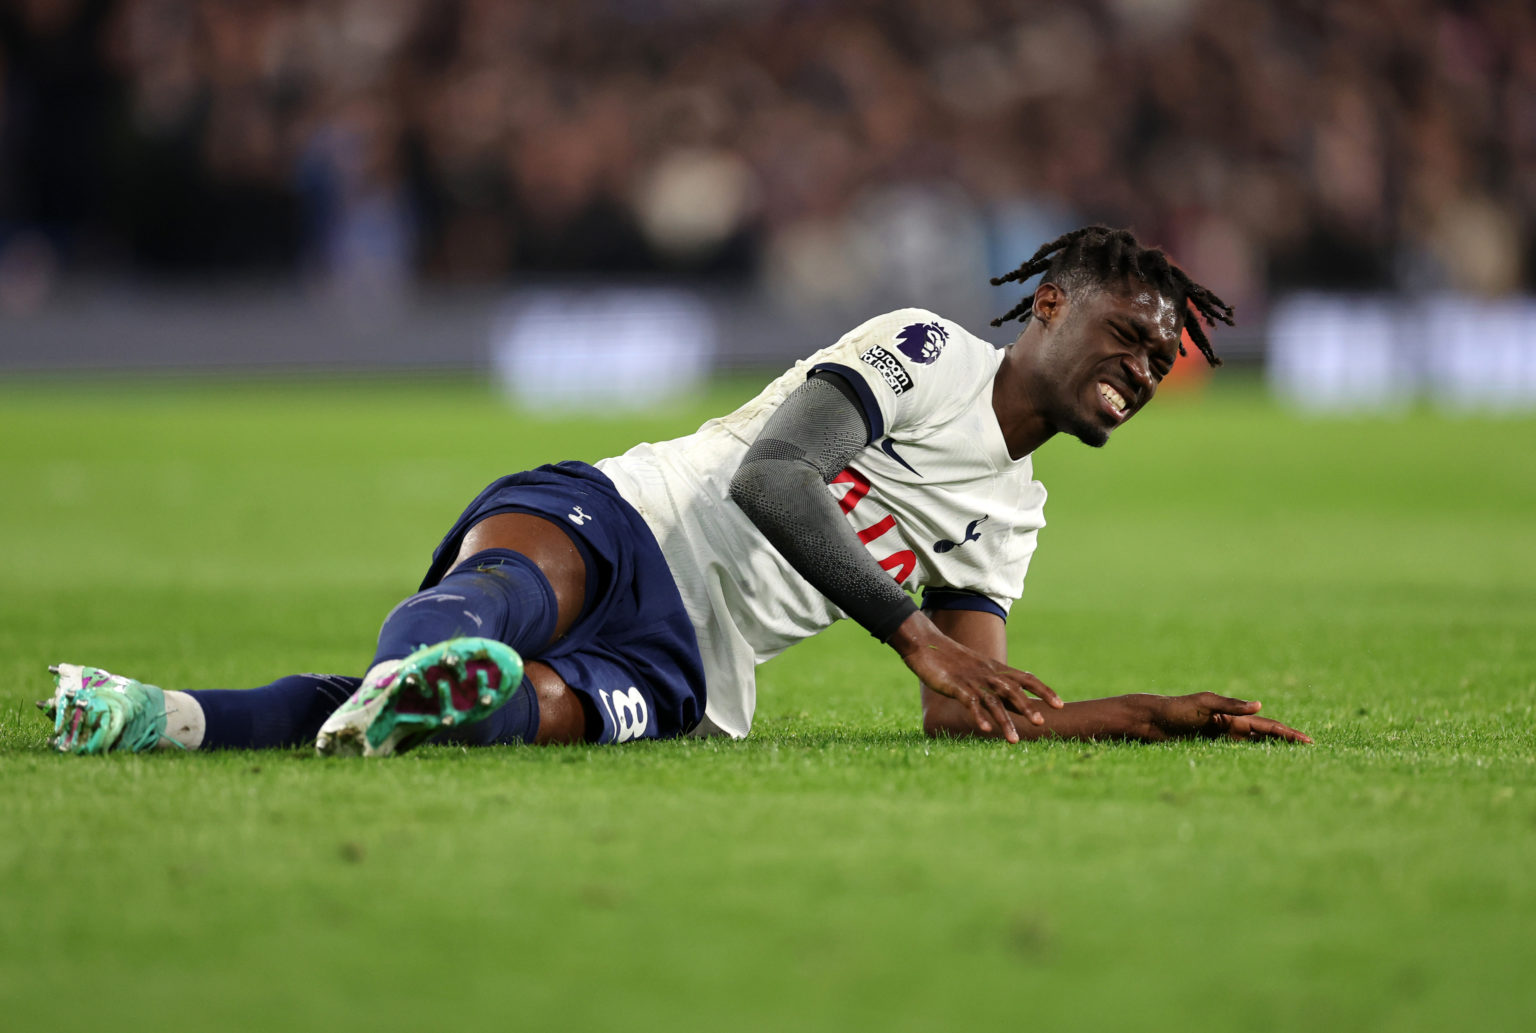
top-left (1, 0), bottom-right (1532, 405)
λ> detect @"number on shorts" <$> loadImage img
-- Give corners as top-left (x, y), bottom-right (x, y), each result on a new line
top-left (598, 687), bottom-right (650, 743)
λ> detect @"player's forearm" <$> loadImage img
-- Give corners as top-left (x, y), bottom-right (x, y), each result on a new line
top-left (922, 691), bottom-right (1159, 742)
top-left (729, 374), bottom-right (918, 641)
top-left (730, 458), bottom-right (918, 639)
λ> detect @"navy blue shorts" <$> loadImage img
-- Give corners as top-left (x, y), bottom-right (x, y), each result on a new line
top-left (421, 462), bottom-right (706, 743)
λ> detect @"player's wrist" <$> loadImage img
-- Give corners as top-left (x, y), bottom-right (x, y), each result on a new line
top-left (870, 597), bottom-right (921, 644)
top-left (884, 608), bottom-right (942, 657)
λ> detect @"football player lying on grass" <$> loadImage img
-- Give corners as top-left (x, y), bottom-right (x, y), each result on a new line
top-left (41, 225), bottom-right (1310, 756)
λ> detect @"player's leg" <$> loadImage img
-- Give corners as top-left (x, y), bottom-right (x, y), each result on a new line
top-left (315, 512), bottom-right (596, 755)
top-left (181, 675), bottom-right (362, 749)
top-left (43, 652), bottom-right (585, 758)
top-left (43, 461), bottom-right (702, 754)
top-left (43, 513), bottom-right (589, 755)
top-left (42, 667), bottom-right (361, 754)
top-left (316, 464), bottom-right (705, 753)
top-left (369, 512), bottom-right (586, 668)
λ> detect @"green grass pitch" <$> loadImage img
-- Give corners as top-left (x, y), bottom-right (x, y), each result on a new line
top-left (1, 373), bottom-right (1532, 1032)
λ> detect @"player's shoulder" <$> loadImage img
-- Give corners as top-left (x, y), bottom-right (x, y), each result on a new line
top-left (839, 307), bottom-right (992, 364)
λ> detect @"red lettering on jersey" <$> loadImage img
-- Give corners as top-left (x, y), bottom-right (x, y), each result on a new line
top-left (831, 467), bottom-right (871, 514)
top-left (879, 550), bottom-right (917, 584)
top-left (832, 466), bottom-right (914, 584)
top-left (857, 514), bottom-right (895, 544)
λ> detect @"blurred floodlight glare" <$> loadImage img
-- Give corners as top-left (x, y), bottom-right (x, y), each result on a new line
top-left (1267, 294), bottom-right (1536, 412)
top-left (1423, 297), bottom-right (1536, 411)
top-left (491, 289), bottom-right (715, 409)
top-left (1267, 295), bottom-right (1412, 412)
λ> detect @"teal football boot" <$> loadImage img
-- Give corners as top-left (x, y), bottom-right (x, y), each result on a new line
top-left (315, 637), bottom-right (525, 758)
top-left (40, 663), bottom-right (175, 754)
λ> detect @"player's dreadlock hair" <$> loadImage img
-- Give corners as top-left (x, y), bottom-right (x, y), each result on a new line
top-left (989, 225), bottom-right (1234, 366)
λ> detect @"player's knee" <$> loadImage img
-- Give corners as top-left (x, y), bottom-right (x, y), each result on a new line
top-left (523, 662), bottom-right (592, 745)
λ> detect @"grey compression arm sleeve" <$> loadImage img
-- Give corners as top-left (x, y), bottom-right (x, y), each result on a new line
top-left (728, 373), bottom-right (920, 641)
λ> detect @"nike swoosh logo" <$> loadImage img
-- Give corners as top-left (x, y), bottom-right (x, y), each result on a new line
top-left (879, 437), bottom-right (920, 476)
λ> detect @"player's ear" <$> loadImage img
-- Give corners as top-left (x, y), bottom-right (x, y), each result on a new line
top-left (1033, 282), bottom-right (1066, 327)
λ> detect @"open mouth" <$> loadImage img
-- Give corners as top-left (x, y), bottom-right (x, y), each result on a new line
top-left (1096, 381), bottom-right (1130, 422)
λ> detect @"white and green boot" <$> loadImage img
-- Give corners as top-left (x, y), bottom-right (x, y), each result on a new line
top-left (40, 663), bottom-right (177, 755)
top-left (315, 638), bottom-right (525, 758)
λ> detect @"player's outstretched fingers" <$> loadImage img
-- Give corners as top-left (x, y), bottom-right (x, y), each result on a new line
top-left (1200, 693), bottom-right (1262, 716)
top-left (1246, 717), bottom-right (1313, 744)
top-left (1019, 671), bottom-right (1064, 709)
top-left (956, 690), bottom-right (995, 735)
top-left (995, 682), bottom-right (1046, 725)
top-left (978, 689), bottom-right (1019, 743)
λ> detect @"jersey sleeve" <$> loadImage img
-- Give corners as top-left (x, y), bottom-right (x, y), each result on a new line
top-left (805, 309), bottom-right (985, 443)
top-left (920, 588), bottom-right (1010, 621)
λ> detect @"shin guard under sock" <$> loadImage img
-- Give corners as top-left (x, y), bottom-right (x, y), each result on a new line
top-left (370, 548), bottom-right (560, 668)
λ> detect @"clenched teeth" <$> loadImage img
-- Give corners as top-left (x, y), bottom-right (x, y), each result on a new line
top-left (1099, 383), bottom-right (1128, 413)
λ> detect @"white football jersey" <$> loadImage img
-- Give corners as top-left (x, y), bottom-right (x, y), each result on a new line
top-left (596, 308), bottom-right (1047, 737)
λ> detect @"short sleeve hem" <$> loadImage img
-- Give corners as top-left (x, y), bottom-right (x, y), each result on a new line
top-left (808, 362), bottom-right (885, 441)
top-left (920, 588), bottom-right (1008, 621)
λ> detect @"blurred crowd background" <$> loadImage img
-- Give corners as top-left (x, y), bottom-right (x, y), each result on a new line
top-left (3, 0), bottom-right (1535, 398)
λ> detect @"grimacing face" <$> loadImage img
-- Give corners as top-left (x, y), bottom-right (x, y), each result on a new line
top-left (1036, 282), bottom-right (1183, 448)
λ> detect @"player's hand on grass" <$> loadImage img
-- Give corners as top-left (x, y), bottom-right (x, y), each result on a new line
top-left (1146, 693), bottom-right (1312, 744)
top-left (888, 613), bottom-right (1062, 743)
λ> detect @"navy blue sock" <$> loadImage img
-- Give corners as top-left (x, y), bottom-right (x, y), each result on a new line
top-left (370, 548), bottom-right (559, 667)
top-left (188, 674), bottom-right (361, 750)
top-left (430, 678), bottom-right (540, 746)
